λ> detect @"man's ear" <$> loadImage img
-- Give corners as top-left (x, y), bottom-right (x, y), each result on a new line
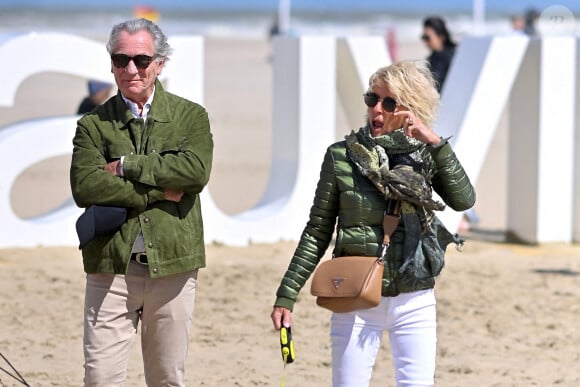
top-left (156, 60), bottom-right (165, 76)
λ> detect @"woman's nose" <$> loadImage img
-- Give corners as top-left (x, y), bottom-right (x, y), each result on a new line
top-left (373, 101), bottom-right (383, 114)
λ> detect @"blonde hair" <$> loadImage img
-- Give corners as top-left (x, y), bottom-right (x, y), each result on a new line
top-left (368, 60), bottom-right (440, 127)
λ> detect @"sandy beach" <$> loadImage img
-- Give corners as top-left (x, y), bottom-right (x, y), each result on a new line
top-left (1, 37), bottom-right (578, 386)
top-left (1, 241), bottom-right (579, 386)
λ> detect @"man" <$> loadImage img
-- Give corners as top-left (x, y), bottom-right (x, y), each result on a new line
top-left (70, 18), bottom-right (213, 386)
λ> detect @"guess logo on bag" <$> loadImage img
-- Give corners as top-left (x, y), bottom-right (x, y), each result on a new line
top-left (332, 277), bottom-right (344, 289)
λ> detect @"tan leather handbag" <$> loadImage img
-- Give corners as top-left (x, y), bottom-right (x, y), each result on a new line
top-left (310, 255), bottom-right (385, 313)
top-left (310, 203), bottom-right (401, 313)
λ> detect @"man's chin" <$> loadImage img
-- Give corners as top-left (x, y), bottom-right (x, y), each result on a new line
top-left (121, 87), bottom-right (143, 100)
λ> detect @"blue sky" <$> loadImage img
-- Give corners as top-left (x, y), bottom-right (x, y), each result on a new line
top-left (0, 0), bottom-right (579, 13)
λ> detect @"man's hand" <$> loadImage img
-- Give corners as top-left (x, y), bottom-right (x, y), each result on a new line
top-left (164, 189), bottom-right (184, 202)
top-left (104, 160), bottom-right (121, 176)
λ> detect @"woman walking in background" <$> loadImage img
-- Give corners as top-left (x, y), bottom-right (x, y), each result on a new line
top-left (271, 60), bottom-right (475, 386)
top-left (422, 16), bottom-right (457, 92)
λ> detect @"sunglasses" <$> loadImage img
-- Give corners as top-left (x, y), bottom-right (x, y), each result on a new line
top-left (111, 53), bottom-right (158, 69)
top-left (421, 34), bottom-right (430, 42)
top-left (363, 92), bottom-right (398, 113)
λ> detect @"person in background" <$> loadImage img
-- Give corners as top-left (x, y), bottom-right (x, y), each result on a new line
top-left (524, 8), bottom-right (540, 36)
top-left (511, 14), bottom-right (526, 34)
top-left (269, 15), bottom-right (280, 39)
top-left (421, 16), bottom-right (457, 93)
top-left (271, 60), bottom-right (475, 386)
top-left (70, 18), bottom-right (213, 386)
top-left (77, 80), bottom-right (113, 114)
top-left (421, 16), bottom-right (479, 232)
top-left (385, 26), bottom-right (398, 62)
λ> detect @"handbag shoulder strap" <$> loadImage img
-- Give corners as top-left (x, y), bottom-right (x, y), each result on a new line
top-left (381, 199), bottom-right (401, 253)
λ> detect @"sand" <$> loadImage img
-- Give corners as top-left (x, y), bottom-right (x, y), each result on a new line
top-left (1, 37), bottom-right (578, 386)
top-left (1, 242), bottom-right (580, 386)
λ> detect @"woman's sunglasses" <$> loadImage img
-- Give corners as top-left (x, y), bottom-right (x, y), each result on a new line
top-left (111, 53), bottom-right (158, 69)
top-left (363, 92), bottom-right (398, 113)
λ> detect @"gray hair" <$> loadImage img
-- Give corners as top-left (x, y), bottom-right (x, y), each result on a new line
top-left (106, 18), bottom-right (172, 60)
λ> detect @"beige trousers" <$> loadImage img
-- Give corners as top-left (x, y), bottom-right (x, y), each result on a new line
top-left (83, 261), bottom-right (198, 387)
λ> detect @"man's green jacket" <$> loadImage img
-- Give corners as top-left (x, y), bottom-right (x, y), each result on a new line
top-left (70, 81), bottom-right (213, 278)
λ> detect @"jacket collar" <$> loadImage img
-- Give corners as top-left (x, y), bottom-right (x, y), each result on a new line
top-left (115, 79), bottom-right (172, 129)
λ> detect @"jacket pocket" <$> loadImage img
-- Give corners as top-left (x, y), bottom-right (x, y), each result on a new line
top-left (105, 142), bottom-right (135, 161)
top-left (147, 136), bottom-right (187, 155)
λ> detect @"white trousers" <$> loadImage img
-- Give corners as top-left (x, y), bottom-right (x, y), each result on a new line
top-left (330, 289), bottom-right (437, 387)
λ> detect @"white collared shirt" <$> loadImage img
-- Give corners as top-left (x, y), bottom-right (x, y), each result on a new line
top-left (121, 88), bottom-right (155, 123)
top-left (119, 88), bottom-right (155, 175)
top-left (119, 88), bottom-right (156, 254)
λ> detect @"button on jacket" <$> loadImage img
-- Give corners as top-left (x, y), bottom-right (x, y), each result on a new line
top-left (70, 80), bottom-right (213, 278)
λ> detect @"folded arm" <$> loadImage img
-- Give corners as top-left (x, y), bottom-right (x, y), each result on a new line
top-left (70, 122), bottom-right (156, 211)
top-left (121, 108), bottom-right (213, 194)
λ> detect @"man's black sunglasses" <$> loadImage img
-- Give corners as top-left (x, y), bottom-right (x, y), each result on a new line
top-left (111, 53), bottom-right (158, 69)
top-left (363, 92), bottom-right (398, 113)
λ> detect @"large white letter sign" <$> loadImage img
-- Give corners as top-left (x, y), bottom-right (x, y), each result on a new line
top-left (0, 117), bottom-right (81, 246)
top-left (201, 36), bottom-right (337, 245)
top-left (574, 39), bottom-right (580, 243)
top-left (0, 33), bottom-right (203, 248)
top-left (508, 37), bottom-right (577, 243)
top-left (434, 35), bottom-right (530, 235)
top-left (437, 35), bottom-right (579, 243)
top-left (336, 36), bottom-right (391, 130)
top-left (0, 33), bottom-right (110, 248)
top-left (0, 33), bottom-right (111, 105)
top-left (1, 32), bottom-right (579, 247)
top-left (161, 36), bottom-right (205, 105)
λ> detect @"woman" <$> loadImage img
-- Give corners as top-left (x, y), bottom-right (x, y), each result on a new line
top-left (271, 60), bottom-right (475, 386)
top-left (422, 16), bottom-right (457, 92)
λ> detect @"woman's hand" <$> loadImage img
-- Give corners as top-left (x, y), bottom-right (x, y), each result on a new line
top-left (271, 306), bottom-right (292, 330)
top-left (394, 111), bottom-right (441, 146)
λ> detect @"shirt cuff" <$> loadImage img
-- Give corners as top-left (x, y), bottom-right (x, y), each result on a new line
top-left (118, 156), bottom-right (125, 177)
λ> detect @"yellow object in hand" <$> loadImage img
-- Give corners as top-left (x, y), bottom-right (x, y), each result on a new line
top-left (280, 326), bottom-right (295, 364)
top-left (280, 325), bottom-right (295, 387)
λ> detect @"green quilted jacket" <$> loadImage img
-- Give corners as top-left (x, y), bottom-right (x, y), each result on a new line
top-left (70, 80), bottom-right (213, 278)
top-left (274, 138), bottom-right (475, 311)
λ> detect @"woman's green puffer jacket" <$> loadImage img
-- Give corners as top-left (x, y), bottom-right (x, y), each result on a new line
top-left (274, 138), bottom-right (475, 311)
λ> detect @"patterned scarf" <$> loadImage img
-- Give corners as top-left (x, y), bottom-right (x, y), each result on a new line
top-left (345, 126), bottom-right (445, 230)
top-left (345, 125), bottom-right (460, 282)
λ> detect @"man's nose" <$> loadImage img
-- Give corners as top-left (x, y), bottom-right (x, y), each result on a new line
top-left (373, 101), bottom-right (383, 114)
top-left (124, 59), bottom-right (138, 74)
